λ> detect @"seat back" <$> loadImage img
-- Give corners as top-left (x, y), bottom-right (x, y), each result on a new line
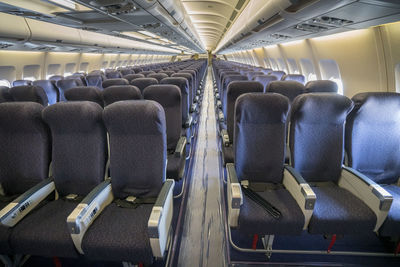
top-left (144, 85), bottom-right (182, 150)
top-left (9, 85), bottom-right (48, 106)
top-left (139, 71), bottom-right (156, 77)
top-left (130, 78), bottom-right (158, 93)
top-left (102, 78), bottom-right (129, 89)
top-left (42, 102), bottom-right (107, 196)
top-left (306, 80), bottom-right (338, 93)
top-left (102, 85), bottom-right (142, 106)
top-left (56, 79), bottom-right (82, 101)
top-left (49, 75), bottom-right (64, 82)
top-left (65, 86), bottom-right (104, 107)
top-left (235, 93), bottom-right (289, 183)
top-left (119, 69), bottom-right (132, 76)
top-left (123, 73), bottom-right (145, 82)
top-left (32, 80), bottom-right (59, 105)
top-left (0, 86), bottom-right (12, 103)
top-left (0, 102), bottom-right (50, 195)
top-left (282, 74), bottom-right (306, 85)
top-left (289, 93), bottom-right (353, 183)
top-left (266, 81), bottom-right (305, 102)
top-left (270, 71), bottom-right (286, 80)
top-left (103, 100), bottom-right (166, 199)
top-left (85, 75), bottom-right (104, 89)
top-left (222, 75), bottom-right (248, 103)
top-left (226, 81), bottom-right (263, 141)
top-left (345, 92), bottom-right (400, 184)
top-left (160, 77), bottom-right (189, 123)
top-left (247, 71), bottom-right (264, 80)
top-left (12, 80), bottom-right (32, 87)
top-left (105, 70), bottom-right (122, 79)
top-left (65, 76), bottom-right (85, 86)
top-left (253, 75), bottom-right (278, 92)
top-left (148, 73), bottom-right (168, 82)
top-left (160, 70), bottom-right (175, 77)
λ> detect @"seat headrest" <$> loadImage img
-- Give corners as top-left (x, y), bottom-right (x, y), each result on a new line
top-left (282, 74), bottom-right (306, 85)
top-left (147, 73), bottom-right (168, 82)
top-left (130, 78), bottom-right (159, 92)
top-left (102, 85), bottom-right (142, 106)
top-left (306, 80), bottom-right (338, 93)
top-left (143, 84), bottom-right (181, 108)
top-left (123, 73), bottom-right (145, 82)
top-left (0, 86), bottom-right (12, 103)
top-left (160, 77), bottom-right (189, 94)
top-left (267, 81), bottom-right (305, 102)
top-left (65, 86), bottom-right (103, 107)
top-left (102, 78), bottom-right (129, 89)
top-left (9, 85), bottom-right (48, 106)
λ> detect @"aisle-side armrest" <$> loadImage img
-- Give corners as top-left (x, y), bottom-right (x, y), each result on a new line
top-left (339, 166), bottom-right (393, 231)
top-left (184, 115), bottom-right (193, 129)
top-left (220, 129), bottom-right (230, 147)
top-left (148, 179), bottom-right (175, 259)
top-left (175, 136), bottom-right (187, 158)
top-left (283, 166), bottom-right (316, 229)
top-left (67, 179), bottom-right (114, 254)
top-left (0, 178), bottom-right (55, 227)
top-left (227, 163), bottom-right (242, 227)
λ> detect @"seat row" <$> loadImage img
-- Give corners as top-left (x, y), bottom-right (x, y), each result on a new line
top-left (224, 91), bottom-right (400, 253)
top-left (0, 100), bottom-right (176, 265)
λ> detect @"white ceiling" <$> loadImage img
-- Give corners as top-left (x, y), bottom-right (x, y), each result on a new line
top-left (181, 0), bottom-right (248, 51)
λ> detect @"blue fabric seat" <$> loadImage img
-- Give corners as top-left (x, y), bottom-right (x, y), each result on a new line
top-left (238, 188), bottom-right (304, 235)
top-left (308, 185), bottom-right (376, 235)
top-left (380, 185), bottom-right (400, 236)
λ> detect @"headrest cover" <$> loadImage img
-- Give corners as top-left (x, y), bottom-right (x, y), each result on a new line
top-left (147, 73), bottom-right (168, 82)
top-left (130, 78), bottom-right (159, 93)
top-left (235, 93), bottom-right (289, 183)
top-left (123, 74), bottom-right (145, 82)
top-left (290, 93), bottom-right (354, 182)
top-left (267, 81), bottom-right (305, 102)
top-left (9, 85), bottom-right (48, 106)
top-left (33, 80), bottom-right (59, 105)
top-left (102, 85), bottom-right (141, 106)
top-left (65, 86), bottom-right (103, 107)
top-left (102, 78), bottom-right (129, 89)
top-left (346, 92), bottom-right (400, 184)
top-left (104, 100), bottom-right (167, 198)
top-left (306, 80), bottom-right (338, 93)
top-left (282, 74), bottom-right (306, 85)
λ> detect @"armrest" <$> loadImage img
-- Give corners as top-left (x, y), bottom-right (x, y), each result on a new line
top-left (218, 110), bottom-right (225, 123)
top-left (216, 100), bottom-right (222, 109)
top-left (190, 103), bottom-right (198, 113)
top-left (184, 114), bottom-right (193, 129)
top-left (226, 163), bottom-right (242, 227)
top-left (220, 129), bottom-right (230, 147)
top-left (174, 136), bottom-right (187, 158)
top-left (339, 166), bottom-right (393, 231)
top-left (148, 179), bottom-right (175, 259)
top-left (0, 178), bottom-right (55, 227)
top-left (67, 179), bottom-right (114, 254)
top-left (282, 166), bottom-right (316, 229)
top-left (215, 93), bottom-right (220, 100)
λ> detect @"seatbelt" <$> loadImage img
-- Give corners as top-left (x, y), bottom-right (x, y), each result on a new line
top-left (114, 197), bottom-right (157, 209)
top-left (241, 186), bottom-right (281, 220)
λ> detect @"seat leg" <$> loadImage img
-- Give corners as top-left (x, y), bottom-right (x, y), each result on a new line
top-left (262, 235), bottom-right (274, 259)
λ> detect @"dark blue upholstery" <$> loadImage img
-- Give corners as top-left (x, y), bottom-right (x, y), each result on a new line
top-left (308, 185), bottom-right (376, 235)
top-left (130, 78), bottom-right (158, 94)
top-left (221, 75), bottom-right (248, 102)
top-left (238, 189), bottom-right (304, 235)
top-left (160, 70), bottom-right (175, 77)
top-left (56, 79), bottom-right (82, 101)
top-left (102, 85), bottom-right (142, 106)
top-left (85, 74), bottom-right (104, 89)
top-left (9, 85), bottom-right (48, 106)
top-left (123, 73), bottom-right (145, 82)
top-left (12, 80), bottom-right (32, 87)
top-left (306, 80), bottom-right (338, 93)
top-left (103, 100), bottom-right (166, 199)
top-left (345, 92), bottom-right (400, 184)
top-left (0, 102), bottom-right (50, 195)
top-left (65, 76), bottom-right (85, 86)
top-left (65, 86), bottom-right (104, 107)
top-left (282, 74), bottom-right (306, 85)
top-left (148, 73), bottom-right (168, 82)
top-left (102, 78), bottom-right (129, 89)
top-left (0, 202), bottom-right (12, 254)
top-left (235, 93), bottom-right (289, 183)
top-left (160, 77), bottom-right (189, 124)
top-left (33, 80), bottom-right (59, 104)
top-left (139, 71), bottom-right (156, 77)
top-left (253, 75), bottom-right (277, 92)
top-left (105, 70), bottom-right (122, 79)
top-left (266, 81), bottom-right (305, 102)
top-left (290, 93), bottom-right (353, 183)
top-left (49, 75), bottom-right (64, 82)
top-left (380, 185), bottom-right (400, 236)
top-left (0, 86), bottom-right (12, 103)
top-left (82, 203), bottom-right (154, 264)
top-left (246, 71), bottom-right (264, 80)
top-left (269, 71), bottom-right (286, 80)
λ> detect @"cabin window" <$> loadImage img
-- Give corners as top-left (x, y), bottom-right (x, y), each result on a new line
top-left (319, 59), bottom-right (343, 95)
top-left (23, 65), bottom-right (41, 81)
top-left (269, 58), bottom-right (278, 70)
top-left (64, 63), bottom-right (76, 76)
top-left (287, 58), bottom-right (299, 74)
top-left (395, 63), bottom-right (400, 93)
top-left (299, 58), bottom-right (317, 82)
top-left (47, 64), bottom-right (61, 79)
top-left (277, 58), bottom-right (287, 72)
top-left (80, 62), bottom-right (89, 73)
top-left (0, 66), bottom-right (16, 86)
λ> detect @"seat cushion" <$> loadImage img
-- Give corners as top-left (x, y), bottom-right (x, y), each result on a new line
top-left (380, 185), bottom-right (400, 236)
top-left (10, 200), bottom-right (79, 258)
top-left (238, 188), bottom-right (304, 235)
top-left (308, 186), bottom-right (376, 235)
top-left (222, 145), bottom-right (234, 165)
top-left (167, 153), bottom-right (186, 181)
top-left (82, 203), bottom-right (154, 264)
top-left (0, 201), bottom-right (12, 254)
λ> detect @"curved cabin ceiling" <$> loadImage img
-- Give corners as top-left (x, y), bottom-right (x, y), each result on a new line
top-left (181, 0), bottom-right (249, 51)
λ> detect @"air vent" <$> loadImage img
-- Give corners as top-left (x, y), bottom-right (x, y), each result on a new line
top-left (0, 43), bottom-right (13, 49)
top-left (270, 34), bottom-right (291, 40)
top-left (235, 0), bottom-right (246, 10)
top-left (142, 23), bottom-right (161, 29)
top-left (89, 0), bottom-right (138, 15)
top-left (312, 16), bottom-right (353, 26)
top-left (295, 23), bottom-right (328, 33)
top-left (81, 27), bottom-right (100, 32)
top-left (252, 13), bottom-right (283, 33)
top-left (285, 0), bottom-right (319, 13)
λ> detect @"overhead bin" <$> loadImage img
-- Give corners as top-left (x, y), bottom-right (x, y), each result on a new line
top-left (0, 12), bottom-right (31, 42)
top-left (27, 18), bottom-right (81, 45)
top-left (78, 30), bottom-right (111, 48)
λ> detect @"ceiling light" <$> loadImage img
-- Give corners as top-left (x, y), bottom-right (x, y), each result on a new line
top-left (138, 31), bottom-right (159, 38)
top-left (46, 0), bottom-right (76, 9)
top-left (121, 31), bottom-right (148, 40)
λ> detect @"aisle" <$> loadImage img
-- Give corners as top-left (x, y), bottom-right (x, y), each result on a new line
top-left (177, 68), bottom-right (228, 267)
